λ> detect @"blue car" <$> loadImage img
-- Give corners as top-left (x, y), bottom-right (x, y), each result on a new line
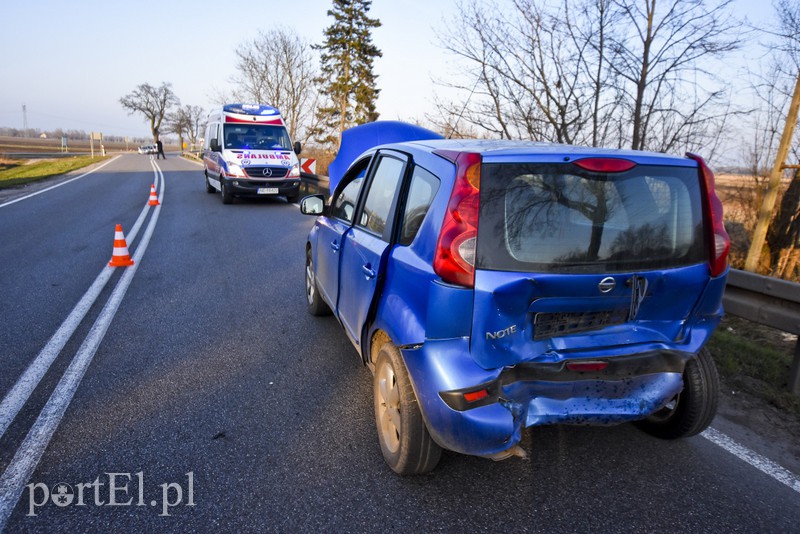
top-left (300, 121), bottom-right (730, 474)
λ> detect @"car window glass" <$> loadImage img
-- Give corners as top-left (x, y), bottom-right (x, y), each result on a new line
top-left (477, 163), bottom-right (705, 273)
top-left (399, 166), bottom-right (440, 246)
top-left (332, 159), bottom-right (369, 223)
top-left (358, 156), bottom-right (405, 237)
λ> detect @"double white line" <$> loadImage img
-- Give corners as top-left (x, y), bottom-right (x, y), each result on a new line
top-left (0, 160), bottom-right (165, 527)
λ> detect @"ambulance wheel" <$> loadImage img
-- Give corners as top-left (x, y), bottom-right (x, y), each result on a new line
top-left (221, 180), bottom-right (233, 204)
top-left (205, 173), bottom-right (215, 193)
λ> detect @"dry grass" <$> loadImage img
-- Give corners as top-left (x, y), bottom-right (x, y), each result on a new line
top-left (0, 156), bottom-right (108, 188)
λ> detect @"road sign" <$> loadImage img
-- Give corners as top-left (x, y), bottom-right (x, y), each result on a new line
top-left (301, 158), bottom-right (316, 174)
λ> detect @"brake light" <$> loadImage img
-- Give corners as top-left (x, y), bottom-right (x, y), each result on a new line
top-left (433, 151), bottom-right (481, 287)
top-left (573, 158), bottom-right (636, 173)
top-left (687, 153), bottom-right (730, 277)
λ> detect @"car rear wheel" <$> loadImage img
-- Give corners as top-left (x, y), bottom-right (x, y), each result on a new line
top-left (305, 248), bottom-right (331, 316)
top-left (636, 347), bottom-right (719, 439)
top-left (374, 342), bottom-right (441, 475)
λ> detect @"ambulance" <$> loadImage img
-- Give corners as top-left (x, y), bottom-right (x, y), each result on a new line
top-left (202, 104), bottom-right (302, 204)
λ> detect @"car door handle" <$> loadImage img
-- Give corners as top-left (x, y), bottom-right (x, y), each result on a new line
top-left (361, 264), bottom-right (376, 280)
top-left (330, 240), bottom-right (340, 252)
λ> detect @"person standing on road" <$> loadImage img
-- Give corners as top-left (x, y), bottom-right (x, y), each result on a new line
top-left (156, 138), bottom-right (166, 159)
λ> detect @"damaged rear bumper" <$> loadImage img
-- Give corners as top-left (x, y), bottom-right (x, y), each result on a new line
top-left (401, 339), bottom-right (690, 459)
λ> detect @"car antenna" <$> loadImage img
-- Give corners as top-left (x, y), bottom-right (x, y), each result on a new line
top-left (448, 75), bottom-right (482, 140)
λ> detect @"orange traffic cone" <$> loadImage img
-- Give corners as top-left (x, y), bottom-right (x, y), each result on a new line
top-left (109, 224), bottom-right (135, 267)
top-left (148, 184), bottom-right (160, 206)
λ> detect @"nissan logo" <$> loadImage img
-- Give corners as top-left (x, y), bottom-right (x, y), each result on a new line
top-left (262, 168), bottom-right (273, 177)
top-left (598, 277), bottom-right (616, 293)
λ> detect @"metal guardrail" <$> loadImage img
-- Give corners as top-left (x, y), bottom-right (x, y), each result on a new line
top-left (723, 269), bottom-right (800, 393)
top-left (181, 150), bottom-right (203, 162)
top-left (300, 173), bottom-right (330, 197)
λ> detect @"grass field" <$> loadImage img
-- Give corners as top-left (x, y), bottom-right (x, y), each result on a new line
top-left (709, 315), bottom-right (800, 418)
top-left (0, 156), bottom-right (108, 188)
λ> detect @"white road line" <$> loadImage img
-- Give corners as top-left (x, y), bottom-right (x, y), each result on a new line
top-left (0, 166), bottom-right (161, 440)
top-left (702, 427), bottom-right (800, 494)
top-left (0, 163), bottom-right (164, 528)
top-left (0, 156), bottom-right (120, 209)
top-left (0, 216), bottom-right (138, 439)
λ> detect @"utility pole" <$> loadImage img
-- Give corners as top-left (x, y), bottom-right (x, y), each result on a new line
top-left (744, 71), bottom-right (800, 272)
top-left (22, 104), bottom-right (28, 131)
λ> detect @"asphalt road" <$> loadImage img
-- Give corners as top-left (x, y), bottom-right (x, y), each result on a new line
top-left (0, 154), bottom-right (798, 532)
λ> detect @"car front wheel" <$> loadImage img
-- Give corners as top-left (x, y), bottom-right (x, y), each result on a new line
top-left (374, 342), bottom-right (441, 475)
top-left (636, 347), bottom-right (719, 439)
top-left (305, 248), bottom-right (330, 316)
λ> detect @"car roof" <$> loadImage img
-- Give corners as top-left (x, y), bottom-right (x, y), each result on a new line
top-left (386, 138), bottom-right (698, 167)
top-left (330, 122), bottom-right (700, 191)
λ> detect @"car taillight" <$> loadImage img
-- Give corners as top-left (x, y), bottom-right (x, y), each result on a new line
top-left (573, 157), bottom-right (637, 173)
top-left (687, 153), bottom-right (730, 277)
top-left (433, 151), bottom-right (481, 287)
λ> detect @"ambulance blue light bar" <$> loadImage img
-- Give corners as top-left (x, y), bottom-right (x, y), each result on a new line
top-left (222, 103), bottom-right (280, 116)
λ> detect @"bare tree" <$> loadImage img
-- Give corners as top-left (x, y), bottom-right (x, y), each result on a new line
top-left (229, 28), bottom-right (319, 144)
top-left (434, 0), bottom-right (740, 155)
top-left (746, 0), bottom-right (800, 278)
top-left (608, 0), bottom-right (741, 152)
top-left (182, 105), bottom-right (205, 150)
top-left (436, 0), bottom-right (608, 144)
top-left (165, 105), bottom-right (205, 152)
top-left (119, 82), bottom-right (179, 142)
top-left (566, 0), bottom-right (624, 147)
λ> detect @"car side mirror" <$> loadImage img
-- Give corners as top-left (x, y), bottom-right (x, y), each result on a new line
top-left (294, 141), bottom-right (302, 155)
top-left (300, 195), bottom-right (325, 216)
top-left (210, 139), bottom-right (220, 152)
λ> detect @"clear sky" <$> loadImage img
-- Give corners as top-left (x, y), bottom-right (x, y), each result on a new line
top-left (0, 0), bottom-right (774, 143)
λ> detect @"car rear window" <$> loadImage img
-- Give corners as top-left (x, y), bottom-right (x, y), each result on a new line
top-left (477, 163), bottom-right (706, 273)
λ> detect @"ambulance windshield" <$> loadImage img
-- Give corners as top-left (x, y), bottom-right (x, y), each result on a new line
top-left (223, 124), bottom-right (293, 151)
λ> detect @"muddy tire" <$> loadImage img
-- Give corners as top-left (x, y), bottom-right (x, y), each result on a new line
top-left (636, 347), bottom-right (719, 439)
top-left (374, 343), bottom-right (441, 475)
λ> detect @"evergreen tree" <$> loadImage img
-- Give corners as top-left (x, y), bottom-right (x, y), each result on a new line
top-left (314, 0), bottom-right (382, 149)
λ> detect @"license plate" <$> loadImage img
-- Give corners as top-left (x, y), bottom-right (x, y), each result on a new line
top-left (257, 187), bottom-right (279, 194)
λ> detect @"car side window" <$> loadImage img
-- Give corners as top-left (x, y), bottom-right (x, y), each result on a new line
top-left (399, 166), bottom-right (440, 246)
top-left (358, 155), bottom-right (405, 238)
top-left (332, 158), bottom-right (370, 223)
